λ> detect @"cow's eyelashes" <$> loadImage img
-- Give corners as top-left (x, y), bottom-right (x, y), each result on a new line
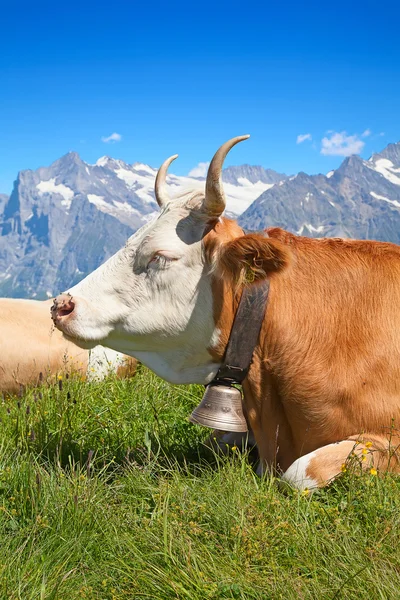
top-left (147, 253), bottom-right (175, 270)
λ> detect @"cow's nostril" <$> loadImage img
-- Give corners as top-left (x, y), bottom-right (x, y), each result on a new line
top-left (51, 294), bottom-right (76, 322)
top-left (58, 299), bottom-right (75, 317)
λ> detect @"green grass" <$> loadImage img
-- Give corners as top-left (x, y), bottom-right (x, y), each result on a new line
top-left (1, 367), bottom-right (400, 599)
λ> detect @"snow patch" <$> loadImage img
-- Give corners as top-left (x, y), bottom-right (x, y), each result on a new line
top-left (87, 194), bottom-right (110, 212)
top-left (36, 178), bottom-right (74, 210)
top-left (237, 177), bottom-right (252, 186)
top-left (112, 201), bottom-right (143, 217)
top-left (135, 186), bottom-right (157, 205)
top-left (87, 193), bottom-right (158, 225)
top-left (326, 170), bottom-right (334, 179)
top-left (114, 167), bottom-right (137, 187)
top-left (309, 224), bottom-right (325, 233)
top-left (373, 159), bottom-right (400, 186)
top-left (297, 223), bottom-right (326, 235)
top-left (132, 163), bottom-right (157, 175)
top-left (220, 181), bottom-right (274, 214)
top-left (96, 156), bottom-right (110, 167)
top-left (114, 167), bottom-right (155, 204)
top-left (370, 191), bottom-right (400, 208)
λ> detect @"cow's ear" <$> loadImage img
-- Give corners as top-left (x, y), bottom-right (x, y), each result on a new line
top-left (217, 233), bottom-right (291, 285)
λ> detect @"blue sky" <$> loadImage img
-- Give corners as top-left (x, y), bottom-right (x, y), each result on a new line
top-left (1, 0), bottom-right (399, 193)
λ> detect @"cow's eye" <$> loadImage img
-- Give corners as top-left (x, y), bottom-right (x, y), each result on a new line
top-left (147, 253), bottom-right (174, 270)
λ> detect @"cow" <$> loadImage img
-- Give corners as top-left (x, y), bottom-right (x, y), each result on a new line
top-left (51, 135), bottom-right (400, 490)
top-left (0, 298), bottom-right (137, 395)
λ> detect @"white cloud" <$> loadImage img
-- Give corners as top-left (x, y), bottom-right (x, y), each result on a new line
top-left (101, 132), bottom-right (122, 143)
top-left (362, 129), bottom-right (372, 137)
top-left (296, 133), bottom-right (312, 144)
top-left (188, 161), bottom-right (210, 178)
top-left (321, 131), bottom-right (365, 157)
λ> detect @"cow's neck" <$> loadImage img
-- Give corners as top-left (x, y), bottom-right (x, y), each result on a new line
top-left (131, 348), bottom-right (220, 385)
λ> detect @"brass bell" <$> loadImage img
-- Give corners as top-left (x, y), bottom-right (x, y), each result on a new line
top-left (189, 382), bottom-right (248, 432)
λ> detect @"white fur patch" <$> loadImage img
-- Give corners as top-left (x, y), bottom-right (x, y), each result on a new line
top-left (281, 452), bottom-right (319, 491)
top-left (209, 327), bottom-right (221, 350)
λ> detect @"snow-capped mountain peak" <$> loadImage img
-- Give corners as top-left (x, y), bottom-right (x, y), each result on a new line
top-left (239, 141), bottom-right (400, 241)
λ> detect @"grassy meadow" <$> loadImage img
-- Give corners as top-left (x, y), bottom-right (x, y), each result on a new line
top-left (0, 366), bottom-right (400, 599)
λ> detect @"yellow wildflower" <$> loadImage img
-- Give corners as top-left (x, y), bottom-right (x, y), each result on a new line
top-left (365, 441), bottom-right (373, 448)
top-left (231, 445), bottom-right (238, 452)
top-left (341, 463), bottom-right (347, 473)
top-left (370, 468), bottom-right (377, 476)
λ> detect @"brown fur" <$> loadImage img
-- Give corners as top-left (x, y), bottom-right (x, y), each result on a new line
top-left (204, 221), bottom-right (400, 485)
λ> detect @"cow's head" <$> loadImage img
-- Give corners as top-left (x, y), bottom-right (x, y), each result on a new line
top-left (52, 136), bottom-right (290, 384)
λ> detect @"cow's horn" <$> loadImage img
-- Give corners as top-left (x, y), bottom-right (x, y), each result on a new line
top-left (204, 135), bottom-right (250, 217)
top-left (154, 154), bottom-right (178, 208)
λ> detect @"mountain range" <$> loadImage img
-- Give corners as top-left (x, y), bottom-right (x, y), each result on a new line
top-left (239, 143), bottom-right (400, 240)
top-left (0, 141), bottom-right (399, 298)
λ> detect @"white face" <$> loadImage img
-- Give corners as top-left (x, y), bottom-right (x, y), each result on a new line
top-left (53, 193), bottom-right (222, 384)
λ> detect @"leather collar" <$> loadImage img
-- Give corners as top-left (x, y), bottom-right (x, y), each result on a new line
top-left (212, 279), bottom-right (270, 385)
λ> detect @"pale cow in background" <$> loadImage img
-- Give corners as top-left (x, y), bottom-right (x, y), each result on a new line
top-left (0, 298), bottom-right (137, 395)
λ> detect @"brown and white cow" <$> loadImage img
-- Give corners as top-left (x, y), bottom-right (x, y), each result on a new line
top-left (51, 136), bottom-right (400, 490)
top-left (0, 298), bottom-right (137, 395)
